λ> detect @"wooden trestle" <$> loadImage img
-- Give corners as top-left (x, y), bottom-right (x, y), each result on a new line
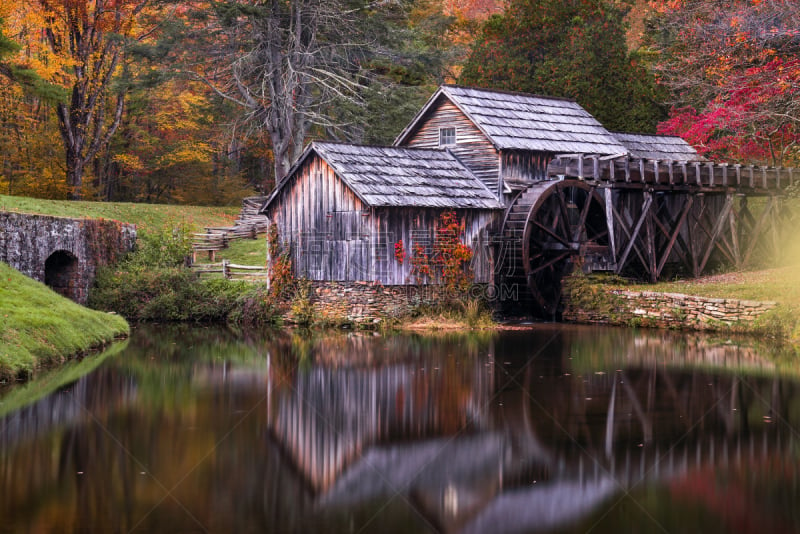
top-left (501, 155), bottom-right (795, 316)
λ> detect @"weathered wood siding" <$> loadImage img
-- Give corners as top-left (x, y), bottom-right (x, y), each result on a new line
top-left (265, 155), bottom-right (372, 281)
top-left (401, 98), bottom-right (501, 197)
top-left (501, 150), bottom-right (552, 185)
top-left (372, 208), bottom-right (496, 285)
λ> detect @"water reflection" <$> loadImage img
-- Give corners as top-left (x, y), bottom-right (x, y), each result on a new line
top-left (0, 324), bottom-right (799, 533)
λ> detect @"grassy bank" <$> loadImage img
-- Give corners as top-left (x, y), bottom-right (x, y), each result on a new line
top-left (0, 194), bottom-right (238, 233)
top-left (0, 262), bottom-right (129, 382)
top-left (565, 266), bottom-right (800, 344)
top-left (616, 266), bottom-right (799, 306)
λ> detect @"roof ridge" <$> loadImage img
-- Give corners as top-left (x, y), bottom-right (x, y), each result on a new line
top-left (313, 140), bottom-right (452, 154)
top-left (442, 84), bottom-right (578, 103)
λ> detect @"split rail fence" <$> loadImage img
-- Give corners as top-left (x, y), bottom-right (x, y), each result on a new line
top-left (191, 196), bottom-right (269, 263)
top-left (192, 260), bottom-right (268, 281)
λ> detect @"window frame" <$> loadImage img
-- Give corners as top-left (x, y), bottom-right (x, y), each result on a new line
top-left (438, 127), bottom-right (457, 147)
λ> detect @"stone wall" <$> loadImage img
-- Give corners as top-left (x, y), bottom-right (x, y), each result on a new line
top-left (563, 288), bottom-right (778, 331)
top-left (307, 282), bottom-right (483, 324)
top-left (1, 212), bottom-right (137, 304)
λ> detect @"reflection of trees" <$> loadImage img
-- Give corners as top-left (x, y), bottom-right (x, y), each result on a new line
top-left (2, 324), bottom-right (800, 532)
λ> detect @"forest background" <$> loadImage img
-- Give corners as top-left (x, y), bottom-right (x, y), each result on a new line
top-left (0, 0), bottom-right (797, 205)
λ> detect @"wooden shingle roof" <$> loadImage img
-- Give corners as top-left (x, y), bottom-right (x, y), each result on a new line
top-left (396, 85), bottom-right (629, 155)
top-left (263, 142), bottom-right (502, 211)
top-left (611, 132), bottom-right (706, 162)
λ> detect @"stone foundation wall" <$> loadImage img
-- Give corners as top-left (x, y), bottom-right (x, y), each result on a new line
top-left (563, 288), bottom-right (778, 331)
top-left (307, 282), bottom-right (483, 324)
top-left (1, 212), bottom-right (137, 303)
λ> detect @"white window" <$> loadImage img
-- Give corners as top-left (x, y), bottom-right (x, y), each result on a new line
top-left (439, 127), bottom-right (456, 146)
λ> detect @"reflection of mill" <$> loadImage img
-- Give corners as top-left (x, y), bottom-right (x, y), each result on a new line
top-left (266, 355), bottom-right (798, 533)
top-left (267, 358), bottom-right (494, 493)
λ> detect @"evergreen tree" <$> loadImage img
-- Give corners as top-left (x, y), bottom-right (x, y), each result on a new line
top-left (460, 0), bottom-right (666, 133)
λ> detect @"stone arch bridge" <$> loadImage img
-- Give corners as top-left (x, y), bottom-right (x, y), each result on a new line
top-left (0, 212), bottom-right (136, 304)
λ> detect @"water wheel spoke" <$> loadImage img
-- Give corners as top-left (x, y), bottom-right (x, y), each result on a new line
top-left (510, 179), bottom-right (611, 318)
top-left (529, 250), bottom-right (572, 275)
top-left (572, 192), bottom-right (594, 242)
top-left (531, 220), bottom-right (571, 249)
top-left (554, 186), bottom-right (574, 241)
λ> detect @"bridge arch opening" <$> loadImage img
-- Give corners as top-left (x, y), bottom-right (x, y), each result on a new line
top-left (44, 250), bottom-right (80, 301)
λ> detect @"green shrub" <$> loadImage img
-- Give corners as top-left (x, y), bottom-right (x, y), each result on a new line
top-left (752, 306), bottom-right (799, 340)
top-left (123, 220), bottom-right (193, 271)
top-left (461, 298), bottom-right (494, 328)
top-left (228, 288), bottom-right (280, 327)
top-left (290, 279), bottom-right (316, 326)
top-left (89, 267), bottom-right (255, 322)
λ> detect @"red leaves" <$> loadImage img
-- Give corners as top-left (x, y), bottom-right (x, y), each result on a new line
top-left (408, 210), bottom-right (473, 290)
top-left (393, 240), bottom-right (406, 264)
top-left (654, 1), bottom-right (800, 166)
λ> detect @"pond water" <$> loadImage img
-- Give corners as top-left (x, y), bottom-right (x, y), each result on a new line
top-left (1, 324), bottom-right (800, 533)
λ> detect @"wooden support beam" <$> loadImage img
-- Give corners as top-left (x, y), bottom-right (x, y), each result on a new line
top-left (707, 163), bottom-right (715, 187)
top-left (616, 194), bottom-right (653, 275)
top-left (655, 196), bottom-right (694, 279)
top-left (734, 164), bottom-right (741, 186)
top-left (645, 192), bottom-right (657, 282)
top-left (604, 188), bottom-right (616, 260)
top-left (770, 196), bottom-right (782, 259)
top-left (748, 165), bottom-right (755, 188)
top-left (714, 218), bottom-right (737, 265)
top-left (729, 199), bottom-right (741, 269)
top-left (573, 186), bottom-right (595, 242)
top-left (698, 194), bottom-right (735, 275)
top-left (739, 196), bottom-right (756, 229)
top-left (611, 203), bottom-right (648, 271)
top-left (689, 195), bottom-right (705, 277)
top-left (668, 160), bottom-right (674, 185)
top-left (639, 159), bottom-right (646, 184)
top-left (694, 163), bottom-right (703, 186)
top-left (652, 212), bottom-right (692, 273)
top-left (592, 156), bottom-right (600, 180)
top-left (692, 196), bottom-right (736, 266)
top-left (624, 158), bottom-right (631, 183)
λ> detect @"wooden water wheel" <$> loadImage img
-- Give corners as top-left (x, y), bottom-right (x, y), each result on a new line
top-left (502, 179), bottom-right (612, 318)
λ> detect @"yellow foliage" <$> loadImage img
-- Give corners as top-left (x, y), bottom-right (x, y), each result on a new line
top-left (113, 153), bottom-right (145, 173)
top-left (0, 80), bottom-right (66, 198)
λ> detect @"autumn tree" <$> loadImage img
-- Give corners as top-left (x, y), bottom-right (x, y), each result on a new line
top-left (648, 0), bottom-right (800, 166)
top-left (0, 6), bottom-right (67, 197)
top-left (26, 0), bottom-right (151, 199)
top-left (194, 0), bottom-right (467, 185)
top-left (0, 18), bottom-right (19, 79)
top-left (460, 0), bottom-right (666, 133)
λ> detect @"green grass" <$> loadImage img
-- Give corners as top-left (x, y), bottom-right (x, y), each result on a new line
top-left (612, 266), bottom-right (800, 306)
top-left (0, 262), bottom-right (129, 381)
top-left (0, 340), bottom-right (128, 417)
top-left (210, 235), bottom-right (267, 266)
top-left (0, 194), bottom-right (238, 234)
